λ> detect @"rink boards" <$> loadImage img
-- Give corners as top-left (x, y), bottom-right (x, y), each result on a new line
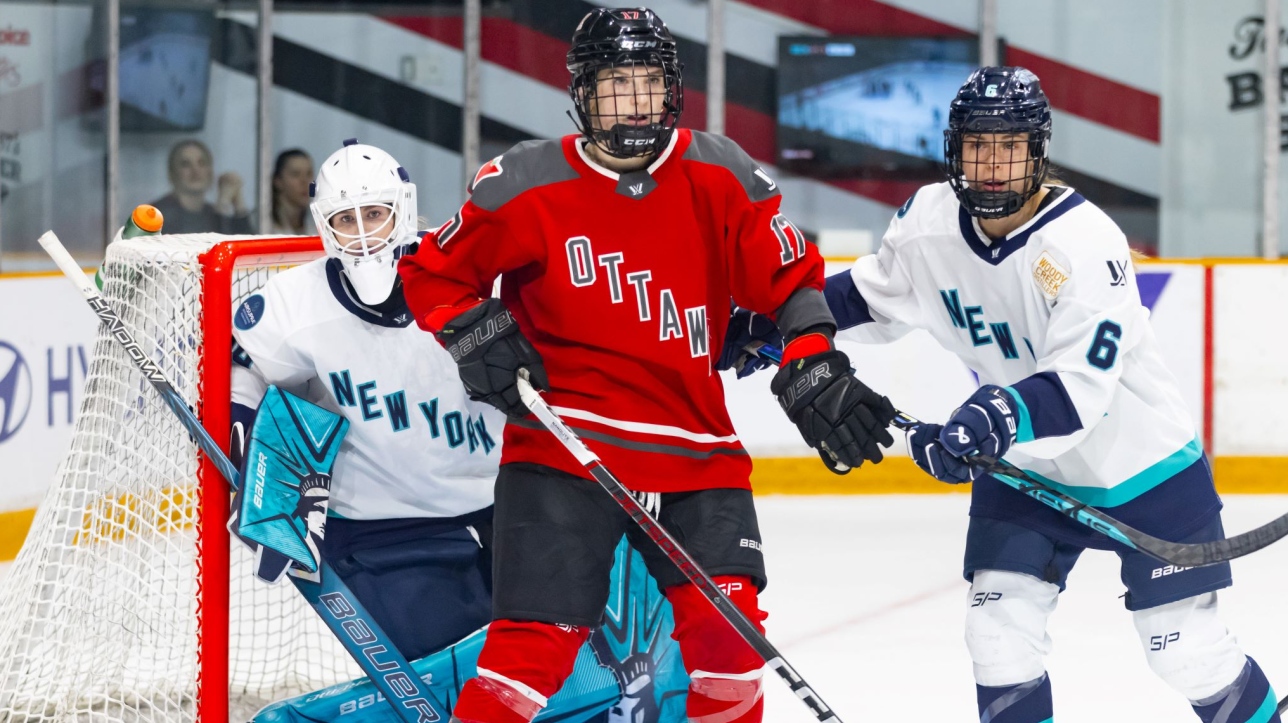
top-left (2, 258), bottom-right (1287, 561)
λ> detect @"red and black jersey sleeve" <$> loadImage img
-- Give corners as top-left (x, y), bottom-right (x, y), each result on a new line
top-left (399, 140), bottom-right (577, 332)
top-left (679, 132), bottom-right (832, 339)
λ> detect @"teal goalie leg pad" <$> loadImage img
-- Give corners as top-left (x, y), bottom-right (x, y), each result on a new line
top-left (231, 385), bottom-right (348, 580)
top-left (250, 538), bottom-right (688, 722)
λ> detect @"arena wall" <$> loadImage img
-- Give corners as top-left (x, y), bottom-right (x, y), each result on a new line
top-left (1, 257), bottom-right (1284, 561)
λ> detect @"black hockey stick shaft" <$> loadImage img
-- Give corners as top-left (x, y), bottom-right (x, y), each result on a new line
top-left (756, 344), bottom-right (1288, 567)
top-left (39, 232), bottom-right (445, 723)
top-left (515, 374), bottom-right (841, 723)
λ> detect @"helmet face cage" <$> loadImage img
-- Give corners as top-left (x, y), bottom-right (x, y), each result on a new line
top-left (320, 199), bottom-right (399, 256)
top-left (943, 66), bottom-right (1053, 219)
top-left (566, 8), bottom-right (684, 159)
top-left (312, 183), bottom-right (415, 263)
top-left (945, 130), bottom-right (1050, 219)
top-left (309, 142), bottom-right (418, 305)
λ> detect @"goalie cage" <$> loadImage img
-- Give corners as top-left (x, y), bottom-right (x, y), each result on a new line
top-left (0, 235), bottom-right (365, 723)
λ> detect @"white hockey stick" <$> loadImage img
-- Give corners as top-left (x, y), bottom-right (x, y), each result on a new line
top-left (38, 231), bottom-right (447, 723)
top-left (515, 371), bottom-right (843, 723)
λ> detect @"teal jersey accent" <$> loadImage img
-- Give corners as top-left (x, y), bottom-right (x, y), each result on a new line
top-left (1004, 384), bottom-right (1036, 444)
top-left (1013, 436), bottom-right (1203, 509)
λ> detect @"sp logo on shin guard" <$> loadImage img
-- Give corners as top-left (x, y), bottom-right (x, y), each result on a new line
top-left (971, 591), bottom-right (1003, 607)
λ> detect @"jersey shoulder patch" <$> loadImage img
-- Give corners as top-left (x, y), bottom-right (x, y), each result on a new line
top-left (681, 130), bottom-right (780, 202)
top-left (468, 138), bottom-right (579, 212)
top-left (235, 294), bottom-right (266, 330)
top-left (896, 190), bottom-right (917, 218)
top-left (1032, 250), bottom-right (1071, 301)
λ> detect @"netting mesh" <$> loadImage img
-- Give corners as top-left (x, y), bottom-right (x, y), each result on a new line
top-left (0, 235), bottom-right (361, 722)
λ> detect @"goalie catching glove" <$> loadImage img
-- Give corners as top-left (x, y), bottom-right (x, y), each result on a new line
top-left (436, 297), bottom-right (549, 418)
top-left (771, 334), bottom-right (896, 474)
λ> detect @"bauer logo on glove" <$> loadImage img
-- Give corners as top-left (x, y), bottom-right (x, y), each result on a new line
top-left (941, 385), bottom-right (1020, 460)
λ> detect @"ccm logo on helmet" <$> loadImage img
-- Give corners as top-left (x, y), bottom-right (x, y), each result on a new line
top-left (620, 39), bottom-right (658, 49)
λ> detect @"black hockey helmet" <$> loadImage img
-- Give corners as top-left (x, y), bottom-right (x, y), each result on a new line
top-left (566, 7), bottom-right (684, 159)
top-left (943, 66), bottom-right (1053, 219)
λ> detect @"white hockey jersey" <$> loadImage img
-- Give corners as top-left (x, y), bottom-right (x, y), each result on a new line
top-left (231, 256), bottom-right (503, 521)
top-left (835, 182), bottom-right (1207, 513)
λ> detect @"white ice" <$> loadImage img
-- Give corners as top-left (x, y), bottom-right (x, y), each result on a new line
top-left (756, 494), bottom-right (1288, 722)
top-left (1, 496), bottom-right (1282, 722)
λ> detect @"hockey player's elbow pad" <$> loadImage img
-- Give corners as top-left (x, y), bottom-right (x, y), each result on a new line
top-left (436, 298), bottom-right (549, 418)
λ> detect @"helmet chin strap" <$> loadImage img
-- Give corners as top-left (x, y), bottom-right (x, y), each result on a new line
top-left (596, 123), bottom-right (667, 159)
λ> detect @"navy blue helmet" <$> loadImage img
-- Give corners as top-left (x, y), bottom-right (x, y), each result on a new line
top-left (943, 66), bottom-right (1053, 219)
top-left (566, 8), bottom-right (684, 159)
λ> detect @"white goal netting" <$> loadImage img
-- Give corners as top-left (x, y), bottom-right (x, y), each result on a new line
top-left (0, 235), bottom-right (361, 722)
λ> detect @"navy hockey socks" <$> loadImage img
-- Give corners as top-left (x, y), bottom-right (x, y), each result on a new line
top-left (1191, 657), bottom-right (1280, 723)
top-left (977, 673), bottom-right (1053, 723)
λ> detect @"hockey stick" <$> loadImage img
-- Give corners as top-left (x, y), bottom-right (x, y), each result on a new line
top-left (515, 372), bottom-right (842, 723)
top-left (754, 345), bottom-right (1288, 568)
top-left (38, 231), bottom-right (447, 723)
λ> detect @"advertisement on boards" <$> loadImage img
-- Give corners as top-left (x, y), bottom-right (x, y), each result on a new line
top-left (0, 275), bottom-right (98, 511)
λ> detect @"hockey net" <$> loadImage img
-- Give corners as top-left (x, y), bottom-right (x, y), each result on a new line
top-left (0, 235), bottom-right (363, 722)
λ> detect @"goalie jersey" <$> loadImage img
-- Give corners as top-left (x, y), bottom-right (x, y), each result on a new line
top-left (231, 255), bottom-right (504, 521)
top-left (833, 182), bottom-right (1221, 540)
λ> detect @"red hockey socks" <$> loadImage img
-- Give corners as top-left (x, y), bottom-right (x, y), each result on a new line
top-left (666, 576), bottom-right (768, 723)
top-left (452, 619), bottom-right (589, 723)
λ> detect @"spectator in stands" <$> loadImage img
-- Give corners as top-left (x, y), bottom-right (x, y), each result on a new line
top-left (151, 139), bottom-right (253, 235)
top-left (268, 149), bottom-right (315, 236)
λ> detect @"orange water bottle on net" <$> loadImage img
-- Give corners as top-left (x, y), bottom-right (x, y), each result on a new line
top-left (122, 204), bottom-right (164, 239)
top-left (96, 205), bottom-right (165, 289)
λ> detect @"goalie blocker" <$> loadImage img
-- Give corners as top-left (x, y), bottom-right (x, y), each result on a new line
top-left (231, 387), bottom-right (495, 662)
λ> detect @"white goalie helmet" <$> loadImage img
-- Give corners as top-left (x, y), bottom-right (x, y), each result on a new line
top-left (310, 139), bottom-right (418, 305)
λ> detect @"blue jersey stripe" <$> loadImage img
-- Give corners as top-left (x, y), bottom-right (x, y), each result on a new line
top-left (1006, 372), bottom-right (1083, 442)
top-left (823, 270), bottom-right (875, 330)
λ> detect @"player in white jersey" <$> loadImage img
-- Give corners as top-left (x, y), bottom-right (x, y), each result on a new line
top-left (828, 68), bottom-right (1281, 722)
top-left (231, 139), bottom-right (504, 659)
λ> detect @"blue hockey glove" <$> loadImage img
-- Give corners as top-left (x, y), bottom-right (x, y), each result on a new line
top-left (716, 308), bottom-right (783, 379)
top-left (907, 423), bottom-right (980, 484)
top-left (940, 385), bottom-right (1020, 460)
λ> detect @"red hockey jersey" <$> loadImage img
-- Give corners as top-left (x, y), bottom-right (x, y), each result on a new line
top-left (400, 129), bottom-right (828, 492)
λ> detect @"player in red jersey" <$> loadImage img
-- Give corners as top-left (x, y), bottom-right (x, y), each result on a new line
top-left (398, 8), bottom-right (895, 723)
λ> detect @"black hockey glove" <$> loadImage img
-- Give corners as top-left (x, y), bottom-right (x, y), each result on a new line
top-left (771, 349), bottom-right (896, 474)
top-left (436, 298), bottom-right (549, 418)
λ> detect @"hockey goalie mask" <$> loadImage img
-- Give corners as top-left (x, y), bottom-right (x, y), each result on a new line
top-left (311, 140), bottom-right (418, 305)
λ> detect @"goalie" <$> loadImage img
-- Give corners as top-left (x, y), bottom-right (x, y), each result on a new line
top-left (229, 138), bottom-right (502, 660)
